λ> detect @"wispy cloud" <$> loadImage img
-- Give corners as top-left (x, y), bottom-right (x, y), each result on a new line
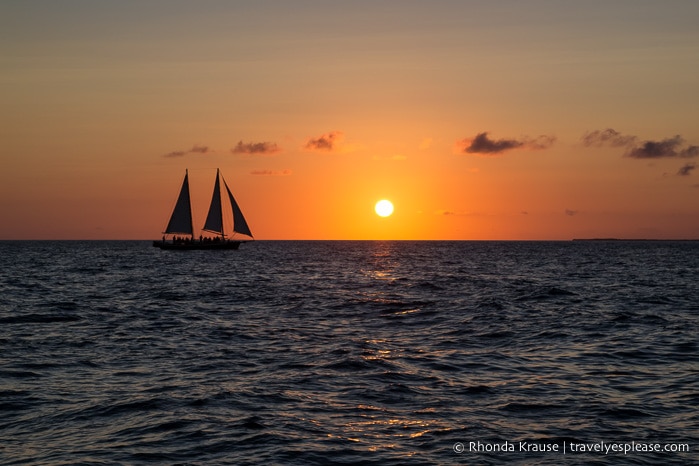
top-left (434, 209), bottom-right (489, 217)
top-left (304, 131), bottom-right (344, 152)
top-left (190, 145), bottom-right (210, 154)
top-left (582, 128), bottom-right (699, 159)
top-left (232, 140), bottom-right (281, 155)
top-left (526, 135), bottom-right (557, 150)
top-left (581, 128), bottom-right (637, 148)
top-left (677, 163), bottom-right (696, 176)
top-left (250, 169), bottom-right (292, 176)
top-left (164, 144), bottom-right (211, 158)
top-left (457, 132), bottom-right (556, 155)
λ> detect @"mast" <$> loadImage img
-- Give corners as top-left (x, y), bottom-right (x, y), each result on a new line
top-left (164, 169), bottom-right (194, 238)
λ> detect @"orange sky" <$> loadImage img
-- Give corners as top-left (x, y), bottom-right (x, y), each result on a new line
top-left (2, 1), bottom-right (698, 239)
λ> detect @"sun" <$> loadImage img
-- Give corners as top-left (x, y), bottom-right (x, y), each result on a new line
top-left (375, 199), bottom-right (394, 217)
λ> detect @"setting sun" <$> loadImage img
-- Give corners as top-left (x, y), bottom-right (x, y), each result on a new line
top-left (375, 200), bottom-right (394, 217)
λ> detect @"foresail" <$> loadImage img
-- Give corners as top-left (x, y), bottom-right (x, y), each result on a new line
top-left (203, 170), bottom-right (224, 235)
top-left (164, 171), bottom-right (194, 235)
top-left (224, 178), bottom-right (253, 238)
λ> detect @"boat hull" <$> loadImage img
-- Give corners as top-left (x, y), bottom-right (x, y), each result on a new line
top-left (153, 240), bottom-right (242, 250)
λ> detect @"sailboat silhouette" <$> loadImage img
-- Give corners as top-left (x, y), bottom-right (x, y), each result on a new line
top-left (153, 169), bottom-right (253, 250)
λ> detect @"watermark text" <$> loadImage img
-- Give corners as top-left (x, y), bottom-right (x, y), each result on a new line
top-left (453, 440), bottom-right (690, 456)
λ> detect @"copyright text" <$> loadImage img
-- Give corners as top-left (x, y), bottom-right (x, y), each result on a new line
top-left (453, 440), bottom-right (690, 455)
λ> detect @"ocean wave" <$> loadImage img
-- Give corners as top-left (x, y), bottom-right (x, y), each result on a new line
top-left (1, 240), bottom-right (697, 465)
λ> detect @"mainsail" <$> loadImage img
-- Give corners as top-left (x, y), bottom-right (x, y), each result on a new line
top-left (203, 169), bottom-right (224, 235)
top-left (164, 170), bottom-right (194, 236)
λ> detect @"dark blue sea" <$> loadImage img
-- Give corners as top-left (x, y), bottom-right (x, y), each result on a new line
top-left (1, 240), bottom-right (697, 465)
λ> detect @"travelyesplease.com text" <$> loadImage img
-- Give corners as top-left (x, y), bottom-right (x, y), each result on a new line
top-left (453, 440), bottom-right (690, 455)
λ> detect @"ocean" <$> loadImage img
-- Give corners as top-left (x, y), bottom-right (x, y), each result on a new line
top-left (1, 240), bottom-right (697, 465)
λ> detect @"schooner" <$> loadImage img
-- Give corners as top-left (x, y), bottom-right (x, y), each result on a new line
top-left (153, 169), bottom-right (253, 250)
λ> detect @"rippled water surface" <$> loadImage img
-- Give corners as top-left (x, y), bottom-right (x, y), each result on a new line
top-left (1, 240), bottom-right (697, 465)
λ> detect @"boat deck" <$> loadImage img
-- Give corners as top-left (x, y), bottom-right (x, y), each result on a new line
top-left (153, 240), bottom-right (242, 250)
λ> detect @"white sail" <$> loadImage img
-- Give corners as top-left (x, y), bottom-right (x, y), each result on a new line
top-left (164, 171), bottom-right (194, 235)
top-left (224, 178), bottom-right (253, 238)
top-left (203, 169), bottom-right (224, 235)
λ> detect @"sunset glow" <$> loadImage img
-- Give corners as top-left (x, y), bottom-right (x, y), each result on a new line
top-left (1, 1), bottom-right (698, 240)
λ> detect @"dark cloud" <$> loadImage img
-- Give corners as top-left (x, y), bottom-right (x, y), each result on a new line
top-left (461, 132), bottom-right (523, 154)
top-left (581, 128), bottom-right (637, 148)
top-left (458, 132), bottom-right (555, 155)
top-left (304, 131), bottom-right (343, 152)
top-left (232, 141), bottom-right (281, 155)
top-left (677, 163), bottom-right (696, 176)
top-left (582, 129), bottom-right (699, 159)
top-left (626, 136), bottom-right (699, 159)
top-left (163, 144), bottom-right (210, 158)
top-left (250, 169), bottom-right (292, 176)
top-left (565, 209), bottom-right (579, 216)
